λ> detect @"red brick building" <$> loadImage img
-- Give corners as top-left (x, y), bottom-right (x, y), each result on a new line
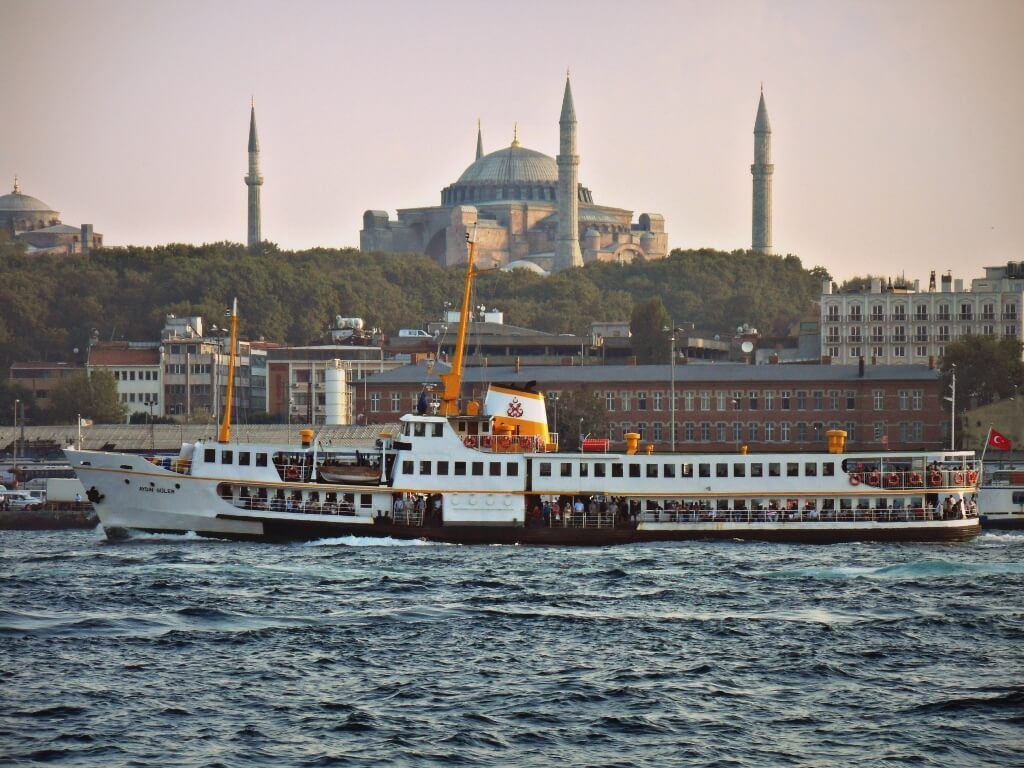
top-left (361, 361), bottom-right (946, 452)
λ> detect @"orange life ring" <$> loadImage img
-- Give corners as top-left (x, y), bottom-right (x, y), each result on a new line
top-left (967, 470), bottom-right (978, 485)
top-left (463, 435), bottom-right (478, 448)
top-left (886, 472), bottom-right (900, 487)
top-left (498, 436), bottom-right (513, 450)
top-left (285, 466), bottom-right (300, 481)
top-left (908, 472), bottom-right (923, 487)
top-left (849, 473), bottom-right (861, 486)
top-left (867, 471), bottom-right (881, 486)
top-left (482, 436), bottom-right (494, 448)
top-left (928, 470), bottom-right (942, 487)
top-left (952, 470), bottom-right (965, 485)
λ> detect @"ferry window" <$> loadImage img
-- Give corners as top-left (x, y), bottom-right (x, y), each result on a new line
top-left (205, 448), bottom-right (215, 463)
top-left (595, 463), bottom-right (606, 478)
top-left (432, 423), bottom-right (443, 437)
top-left (787, 462), bottom-right (799, 477)
top-left (735, 499), bottom-right (747, 511)
top-left (805, 462), bottom-right (817, 477)
top-left (239, 452), bottom-right (251, 466)
top-left (822, 462), bottom-right (834, 477)
top-left (472, 462), bottom-right (484, 476)
top-left (750, 463), bottom-right (763, 477)
top-left (1013, 492), bottom-right (1024, 505)
top-left (717, 499), bottom-right (730, 511)
top-left (733, 463), bottom-right (746, 477)
top-left (840, 498), bottom-right (852, 510)
top-left (506, 463), bottom-right (518, 476)
top-left (699, 464), bottom-right (710, 478)
top-left (663, 464), bottom-right (676, 478)
top-left (403, 460), bottom-right (413, 474)
top-left (579, 463), bottom-right (589, 478)
top-left (561, 462), bottom-right (573, 477)
top-left (612, 464), bottom-right (624, 478)
top-left (490, 462), bottom-right (501, 476)
top-left (716, 463), bottom-right (728, 478)
top-left (360, 494), bottom-right (372, 508)
top-left (414, 423), bottom-right (426, 437)
top-left (539, 462), bottom-right (551, 477)
top-left (420, 461), bottom-right (431, 475)
top-left (437, 461), bottom-right (449, 475)
top-left (404, 423), bottom-right (413, 437)
top-left (256, 453), bottom-right (268, 467)
top-left (647, 464), bottom-right (658, 478)
top-left (768, 463), bottom-right (780, 477)
top-left (455, 461), bottom-right (467, 476)
top-left (221, 450), bottom-right (233, 464)
top-left (629, 463), bottom-right (641, 478)
top-left (681, 464), bottom-right (693, 478)
top-left (822, 499), bottom-right (835, 511)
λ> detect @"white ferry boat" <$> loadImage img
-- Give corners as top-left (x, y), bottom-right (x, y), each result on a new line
top-left (978, 462), bottom-right (1024, 529)
top-left (65, 232), bottom-right (981, 545)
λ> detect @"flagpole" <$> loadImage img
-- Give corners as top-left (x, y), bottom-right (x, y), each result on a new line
top-left (980, 425), bottom-right (991, 465)
top-left (77, 413), bottom-right (82, 451)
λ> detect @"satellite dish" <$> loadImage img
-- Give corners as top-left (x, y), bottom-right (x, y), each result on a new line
top-left (741, 341), bottom-right (754, 353)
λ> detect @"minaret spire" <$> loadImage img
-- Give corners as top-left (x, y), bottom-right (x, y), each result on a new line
top-left (475, 118), bottom-right (484, 160)
top-left (245, 101), bottom-right (264, 249)
top-left (751, 87), bottom-right (773, 254)
top-left (12, 175), bottom-right (20, 194)
top-left (555, 74), bottom-right (583, 270)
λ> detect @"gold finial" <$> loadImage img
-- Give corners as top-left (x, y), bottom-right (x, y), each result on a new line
top-left (511, 122), bottom-right (520, 148)
top-left (12, 175), bottom-right (19, 194)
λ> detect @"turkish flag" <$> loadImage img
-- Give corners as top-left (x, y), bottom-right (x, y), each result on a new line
top-left (988, 429), bottom-right (1013, 451)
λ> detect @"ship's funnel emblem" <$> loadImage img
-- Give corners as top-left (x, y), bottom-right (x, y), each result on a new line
top-left (506, 398), bottom-right (525, 418)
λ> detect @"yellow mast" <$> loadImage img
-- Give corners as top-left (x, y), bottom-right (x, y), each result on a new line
top-left (217, 298), bottom-right (239, 443)
top-left (438, 226), bottom-right (481, 416)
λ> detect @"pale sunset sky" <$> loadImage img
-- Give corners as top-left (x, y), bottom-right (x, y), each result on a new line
top-left (2, 0), bottom-right (1022, 281)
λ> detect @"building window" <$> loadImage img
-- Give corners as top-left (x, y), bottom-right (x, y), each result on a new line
top-left (796, 422), bottom-right (807, 442)
top-left (716, 422), bottom-right (727, 442)
top-left (653, 392), bottom-right (663, 411)
top-left (850, 346), bottom-right (861, 358)
top-left (764, 391), bottom-right (774, 411)
top-left (684, 422), bottom-right (695, 442)
top-left (636, 392), bottom-right (648, 411)
top-left (653, 422), bottom-right (663, 441)
top-left (748, 391), bottom-right (759, 410)
top-left (700, 422), bottom-right (711, 442)
top-left (898, 390), bottom-right (909, 410)
top-left (700, 391), bottom-right (710, 411)
top-left (874, 422), bottom-right (884, 441)
top-left (912, 390), bottom-right (923, 410)
top-left (764, 423), bottom-right (775, 442)
top-left (637, 423), bottom-right (647, 441)
top-left (915, 345), bottom-right (927, 357)
top-left (747, 422), bottom-right (759, 442)
top-left (716, 392), bottom-right (726, 411)
top-left (684, 392), bottom-right (694, 411)
top-left (390, 393), bottom-right (401, 411)
top-left (846, 390), bottom-right (857, 410)
top-left (780, 422), bottom-right (791, 442)
top-left (620, 392), bottom-right (631, 411)
top-left (873, 390), bottom-right (884, 410)
top-left (812, 390), bottom-right (823, 410)
top-left (732, 422), bottom-right (743, 443)
top-left (605, 391), bottom-right (616, 412)
top-left (370, 392), bottom-right (380, 412)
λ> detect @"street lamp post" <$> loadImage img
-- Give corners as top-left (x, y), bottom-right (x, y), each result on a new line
top-left (670, 332), bottom-right (676, 451)
top-left (13, 398), bottom-right (19, 474)
top-left (551, 393), bottom-right (559, 439)
top-left (579, 417), bottom-right (585, 453)
top-left (145, 400), bottom-right (155, 451)
top-left (949, 364), bottom-right (956, 450)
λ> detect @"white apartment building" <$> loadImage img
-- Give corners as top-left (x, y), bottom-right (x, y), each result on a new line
top-left (821, 262), bottom-right (1023, 365)
top-left (87, 343), bottom-right (164, 418)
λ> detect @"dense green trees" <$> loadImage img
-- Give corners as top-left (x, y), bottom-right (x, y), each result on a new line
top-left (630, 297), bottom-right (672, 364)
top-left (551, 386), bottom-right (610, 451)
top-left (48, 370), bottom-right (126, 425)
top-left (939, 335), bottom-right (1024, 411)
top-left (0, 244), bottom-right (828, 376)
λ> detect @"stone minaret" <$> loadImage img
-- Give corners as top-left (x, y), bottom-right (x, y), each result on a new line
top-left (556, 75), bottom-right (583, 270)
top-left (475, 119), bottom-right (484, 160)
top-left (245, 102), bottom-right (263, 249)
top-left (751, 87), bottom-right (773, 254)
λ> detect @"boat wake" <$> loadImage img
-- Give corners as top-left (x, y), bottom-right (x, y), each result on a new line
top-left (303, 535), bottom-right (442, 548)
top-left (773, 558), bottom-right (1024, 580)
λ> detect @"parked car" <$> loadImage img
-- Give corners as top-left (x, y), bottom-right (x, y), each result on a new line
top-left (0, 491), bottom-right (43, 510)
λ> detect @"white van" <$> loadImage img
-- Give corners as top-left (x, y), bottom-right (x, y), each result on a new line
top-left (397, 329), bottom-right (431, 338)
top-left (1, 490), bottom-right (42, 510)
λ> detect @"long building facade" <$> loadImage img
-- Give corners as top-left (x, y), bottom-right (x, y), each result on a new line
top-left (820, 264), bottom-right (1024, 365)
top-left (361, 362), bottom-right (947, 452)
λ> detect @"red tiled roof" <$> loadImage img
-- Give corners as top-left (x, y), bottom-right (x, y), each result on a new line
top-left (89, 345), bottom-right (160, 366)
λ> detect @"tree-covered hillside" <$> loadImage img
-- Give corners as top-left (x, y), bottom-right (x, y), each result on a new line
top-left (0, 242), bottom-right (828, 369)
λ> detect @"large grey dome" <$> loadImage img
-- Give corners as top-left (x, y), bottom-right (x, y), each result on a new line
top-left (456, 145), bottom-right (558, 185)
top-left (0, 191), bottom-right (57, 214)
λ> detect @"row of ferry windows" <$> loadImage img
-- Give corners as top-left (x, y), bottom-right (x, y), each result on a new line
top-left (536, 460), bottom-right (837, 479)
top-left (401, 459), bottom-right (519, 477)
top-left (204, 448), bottom-right (269, 467)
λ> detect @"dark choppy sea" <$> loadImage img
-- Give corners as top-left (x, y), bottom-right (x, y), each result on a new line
top-left (2, 529), bottom-right (1023, 767)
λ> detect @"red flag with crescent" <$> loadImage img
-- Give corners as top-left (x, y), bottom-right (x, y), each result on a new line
top-left (988, 428), bottom-right (1012, 451)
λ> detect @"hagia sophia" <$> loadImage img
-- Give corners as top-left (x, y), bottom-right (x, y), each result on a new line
top-left (0, 176), bottom-right (102, 255)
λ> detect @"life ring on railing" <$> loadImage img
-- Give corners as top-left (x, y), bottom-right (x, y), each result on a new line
top-left (867, 471), bottom-right (881, 486)
top-left (849, 473), bottom-right (861, 486)
top-left (886, 472), bottom-right (900, 487)
top-left (463, 435), bottom-right (478, 448)
top-left (928, 470), bottom-right (942, 487)
top-left (481, 436), bottom-right (494, 449)
top-left (967, 470), bottom-right (978, 485)
top-left (285, 466), bottom-right (300, 481)
top-left (952, 470), bottom-right (965, 485)
top-left (498, 436), bottom-right (513, 450)
top-left (908, 472), bottom-right (923, 487)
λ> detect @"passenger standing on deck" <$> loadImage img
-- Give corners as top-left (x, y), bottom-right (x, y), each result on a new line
top-left (417, 387), bottom-right (429, 415)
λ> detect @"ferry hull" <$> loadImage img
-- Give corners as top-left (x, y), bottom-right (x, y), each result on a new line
top-left (149, 514), bottom-right (979, 546)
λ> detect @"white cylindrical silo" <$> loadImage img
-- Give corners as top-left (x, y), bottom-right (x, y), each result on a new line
top-left (324, 360), bottom-right (346, 425)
